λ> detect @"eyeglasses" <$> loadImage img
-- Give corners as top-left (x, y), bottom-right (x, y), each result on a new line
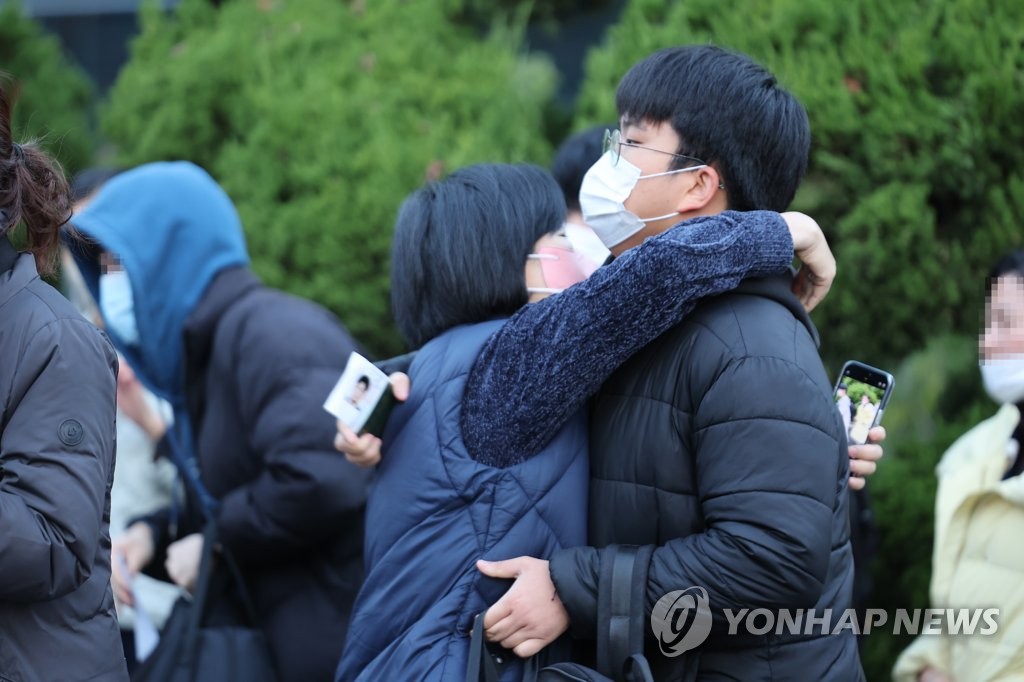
top-left (602, 129), bottom-right (708, 170)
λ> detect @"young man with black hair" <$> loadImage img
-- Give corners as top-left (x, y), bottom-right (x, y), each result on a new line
top-left (477, 46), bottom-right (869, 680)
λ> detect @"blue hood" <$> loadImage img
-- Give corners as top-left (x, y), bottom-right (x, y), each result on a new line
top-left (67, 161), bottom-right (249, 404)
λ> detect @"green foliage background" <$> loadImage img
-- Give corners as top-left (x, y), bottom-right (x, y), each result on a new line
top-left (864, 334), bottom-right (994, 678)
top-left (0, 4), bottom-right (94, 175)
top-left (572, 1), bottom-right (1019, 678)
top-left (842, 381), bottom-right (884, 405)
top-left (11, 0), bottom-right (1021, 677)
top-left (102, 0), bottom-right (557, 356)
top-left (574, 0), bottom-right (1024, 372)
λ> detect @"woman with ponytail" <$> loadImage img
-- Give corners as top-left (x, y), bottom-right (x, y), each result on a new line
top-left (0, 79), bottom-right (128, 680)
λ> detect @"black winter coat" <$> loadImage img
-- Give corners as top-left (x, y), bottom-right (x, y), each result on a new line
top-left (143, 268), bottom-right (370, 682)
top-left (549, 275), bottom-right (863, 681)
top-left (0, 243), bottom-right (127, 681)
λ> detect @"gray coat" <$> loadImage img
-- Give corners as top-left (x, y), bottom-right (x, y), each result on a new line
top-left (0, 245), bottom-right (127, 681)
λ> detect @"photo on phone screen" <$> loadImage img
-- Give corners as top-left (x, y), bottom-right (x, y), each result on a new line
top-left (834, 360), bottom-right (895, 445)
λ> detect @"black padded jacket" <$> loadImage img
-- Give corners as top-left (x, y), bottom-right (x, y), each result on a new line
top-left (549, 275), bottom-right (864, 682)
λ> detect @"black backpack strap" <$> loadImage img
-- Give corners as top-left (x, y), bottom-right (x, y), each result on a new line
top-left (180, 520), bottom-right (263, 668)
top-left (466, 613), bottom-right (503, 682)
top-left (0, 235), bottom-right (20, 276)
top-left (179, 520), bottom-right (222, 667)
top-left (596, 545), bottom-right (655, 680)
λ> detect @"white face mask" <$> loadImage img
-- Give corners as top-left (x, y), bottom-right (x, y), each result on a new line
top-left (980, 356), bottom-right (1024, 404)
top-left (99, 270), bottom-right (140, 346)
top-left (579, 150), bottom-right (706, 249)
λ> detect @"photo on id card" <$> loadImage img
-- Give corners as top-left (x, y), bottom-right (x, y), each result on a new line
top-left (323, 352), bottom-right (394, 435)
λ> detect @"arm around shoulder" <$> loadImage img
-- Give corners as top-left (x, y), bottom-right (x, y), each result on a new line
top-left (463, 210), bottom-right (795, 464)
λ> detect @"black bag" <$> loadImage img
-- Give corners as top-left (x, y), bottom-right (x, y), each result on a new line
top-left (133, 522), bottom-right (278, 682)
top-left (467, 546), bottom-right (654, 682)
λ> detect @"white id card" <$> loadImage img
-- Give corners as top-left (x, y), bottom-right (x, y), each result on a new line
top-left (323, 352), bottom-right (392, 434)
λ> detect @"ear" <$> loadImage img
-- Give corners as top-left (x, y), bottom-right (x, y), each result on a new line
top-left (674, 166), bottom-right (726, 215)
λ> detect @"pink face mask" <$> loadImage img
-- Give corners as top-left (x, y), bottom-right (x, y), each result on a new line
top-left (527, 245), bottom-right (600, 295)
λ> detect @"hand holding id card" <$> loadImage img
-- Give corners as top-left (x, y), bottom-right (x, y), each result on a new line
top-left (323, 352), bottom-right (395, 436)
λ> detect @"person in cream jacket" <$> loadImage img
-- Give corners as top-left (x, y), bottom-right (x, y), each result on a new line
top-left (894, 250), bottom-right (1024, 682)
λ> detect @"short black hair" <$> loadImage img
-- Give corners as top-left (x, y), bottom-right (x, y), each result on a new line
top-left (988, 249), bottom-right (1024, 294)
top-left (356, 375), bottom-right (370, 388)
top-left (551, 124), bottom-right (611, 213)
top-left (391, 163), bottom-right (565, 349)
top-left (615, 45), bottom-right (810, 212)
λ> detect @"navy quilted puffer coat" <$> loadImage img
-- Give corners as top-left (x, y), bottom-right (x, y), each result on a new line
top-left (336, 320), bottom-right (589, 681)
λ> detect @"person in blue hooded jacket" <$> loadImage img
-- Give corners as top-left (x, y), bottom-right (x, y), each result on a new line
top-left (66, 162), bottom-right (370, 682)
top-left (334, 163), bottom-right (834, 681)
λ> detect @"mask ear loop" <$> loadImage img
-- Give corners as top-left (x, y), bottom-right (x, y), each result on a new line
top-left (639, 211), bottom-right (680, 224)
top-left (637, 164), bottom-right (707, 180)
top-left (638, 164), bottom-right (726, 190)
top-left (634, 166), bottom-right (726, 216)
top-left (527, 250), bottom-right (579, 296)
top-left (527, 253), bottom-right (560, 296)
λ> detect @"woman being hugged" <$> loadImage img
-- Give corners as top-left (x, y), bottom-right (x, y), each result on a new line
top-left (336, 163), bottom-right (833, 681)
top-left (0, 80), bottom-right (126, 679)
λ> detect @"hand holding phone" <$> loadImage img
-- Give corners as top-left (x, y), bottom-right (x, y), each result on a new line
top-left (834, 360), bottom-right (895, 445)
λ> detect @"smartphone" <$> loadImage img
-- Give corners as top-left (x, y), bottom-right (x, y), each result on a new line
top-left (833, 360), bottom-right (895, 445)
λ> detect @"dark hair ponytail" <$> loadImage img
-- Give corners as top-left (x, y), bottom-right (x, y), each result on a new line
top-left (0, 76), bottom-right (72, 274)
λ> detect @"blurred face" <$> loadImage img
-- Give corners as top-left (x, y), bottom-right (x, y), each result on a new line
top-left (97, 250), bottom-right (140, 346)
top-left (980, 274), bottom-right (1024, 361)
top-left (100, 250), bottom-right (124, 274)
